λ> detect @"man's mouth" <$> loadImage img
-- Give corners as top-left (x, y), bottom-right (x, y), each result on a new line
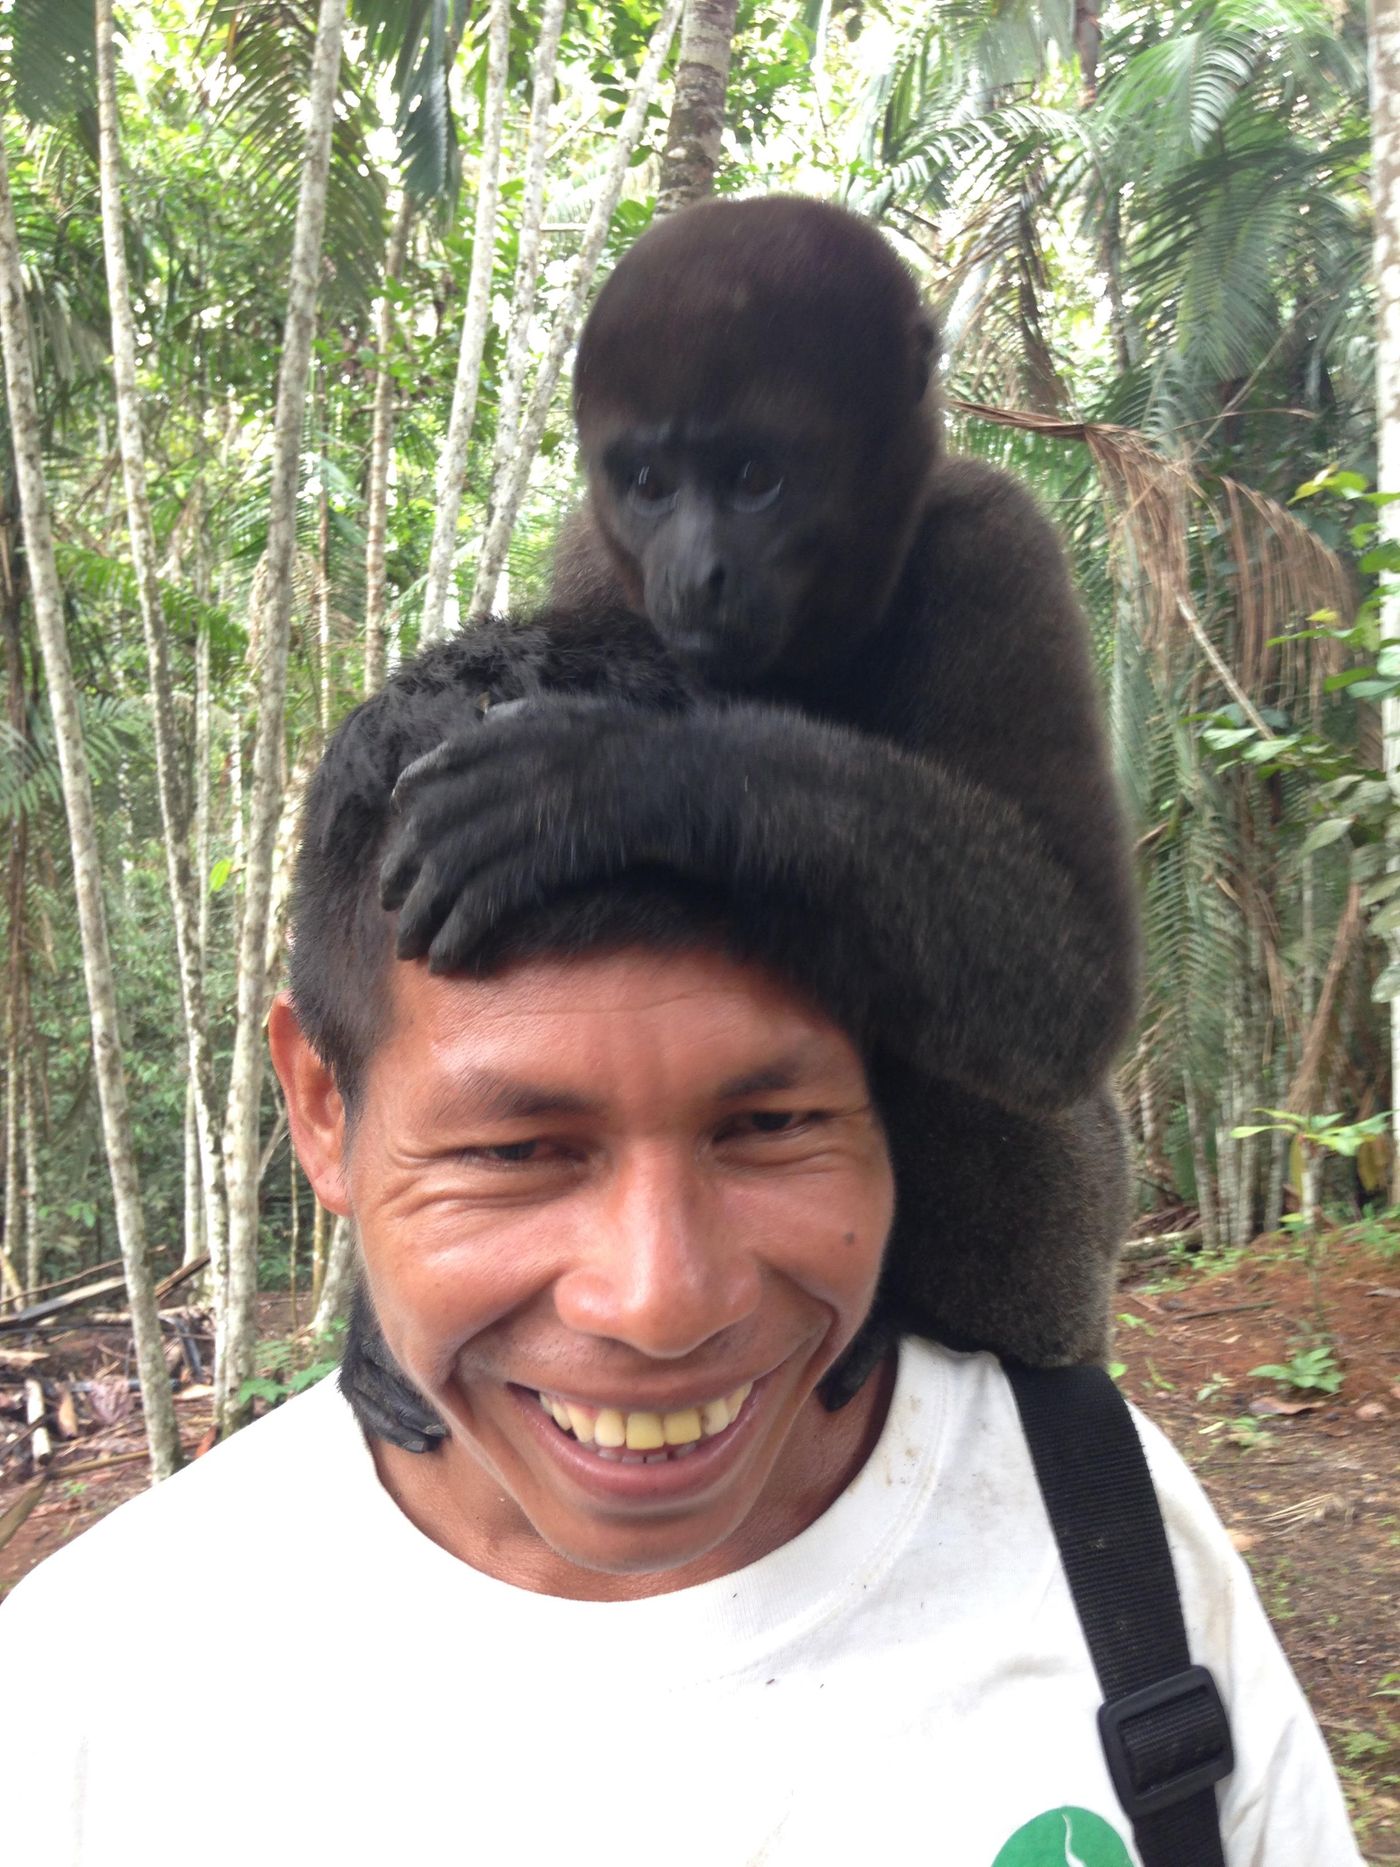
top-left (532, 1383), bottom-right (755, 1464)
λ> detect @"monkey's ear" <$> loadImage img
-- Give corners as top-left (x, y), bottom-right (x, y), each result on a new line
top-left (911, 313), bottom-right (940, 402)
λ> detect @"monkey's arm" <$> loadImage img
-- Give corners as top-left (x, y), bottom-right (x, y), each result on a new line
top-left (383, 695), bottom-right (1132, 1115)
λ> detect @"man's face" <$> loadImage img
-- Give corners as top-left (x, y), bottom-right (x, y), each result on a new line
top-left (275, 945), bottom-right (894, 1593)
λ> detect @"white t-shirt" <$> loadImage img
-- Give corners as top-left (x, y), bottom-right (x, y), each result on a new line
top-left (0, 1339), bottom-right (1361, 1867)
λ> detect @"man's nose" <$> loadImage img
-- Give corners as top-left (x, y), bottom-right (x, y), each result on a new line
top-left (553, 1147), bottom-right (761, 1358)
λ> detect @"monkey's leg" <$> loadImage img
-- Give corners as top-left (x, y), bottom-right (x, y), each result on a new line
top-left (876, 1067), bottom-right (1130, 1370)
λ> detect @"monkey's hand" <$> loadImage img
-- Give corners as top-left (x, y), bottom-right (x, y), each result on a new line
top-left (382, 696), bottom-right (703, 964)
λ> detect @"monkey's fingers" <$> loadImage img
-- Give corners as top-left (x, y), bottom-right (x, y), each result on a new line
top-left (424, 853), bottom-right (548, 973)
top-left (390, 727), bottom-right (523, 807)
top-left (384, 846), bottom-right (484, 958)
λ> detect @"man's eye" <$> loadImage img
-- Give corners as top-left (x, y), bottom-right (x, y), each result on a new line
top-left (720, 1109), bottom-right (819, 1142)
top-left (731, 459), bottom-right (783, 512)
top-left (460, 1140), bottom-right (541, 1166)
top-left (627, 463), bottom-right (676, 509)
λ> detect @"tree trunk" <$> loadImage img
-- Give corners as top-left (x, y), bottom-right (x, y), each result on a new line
top-left (21, 1054), bottom-right (38, 1295)
top-left (470, 0), bottom-right (685, 612)
top-left (288, 1145), bottom-right (300, 1332)
top-left (95, 0), bottom-right (229, 1336)
top-left (317, 370), bottom-right (333, 739)
top-left (188, 527), bottom-right (214, 1268)
top-left (0, 116), bottom-right (181, 1478)
top-left (363, 193), bottom-right (413, 695)
top-left (311, 1213), bottom-right (355, 1336)
top-left (469, 0), bottom-right (568, 618)
top-left (1074, 0), bottom-right (1102, 106)
top-left (3, 511), bottom-right (27, 1308)
top-left (3, 1002), bottom-right (20, 1302)
top-left (655, 0), bottom-right (737, 219)
top-left (1182, 1073), bottom-right (1219, 1252)
top-left (221, 0), bottom-right (347, 1436)
top-left (183, 1077), bottom-right (204, 1266)
top-left (419, 0), bottom-right (511, 647)
top-left (1371, 0), bottom-right (1400, 1196)
top-left (310, 1198), bottom-right (327, 1310)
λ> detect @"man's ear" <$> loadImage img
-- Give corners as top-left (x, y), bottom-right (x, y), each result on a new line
top-left (267, 992), bottom-right (352, 1216)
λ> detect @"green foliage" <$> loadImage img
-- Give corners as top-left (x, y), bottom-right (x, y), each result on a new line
top-left (1248, 1340), bottom-right (1344, 1395)
top-left (236, 1327), bottom-right (344, 1412)
top-left (1231, 1108), bottom-right (1391, 1161)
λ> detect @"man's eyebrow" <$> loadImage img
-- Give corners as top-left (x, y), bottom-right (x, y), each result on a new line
top-left (424, 1069), bottom-right (600, 1126)
top-left (715, 1040), bottom-right (845, 1101)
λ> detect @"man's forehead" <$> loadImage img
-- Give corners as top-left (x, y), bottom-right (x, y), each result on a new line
top-left (373, 945), bottom-right (867, 1109)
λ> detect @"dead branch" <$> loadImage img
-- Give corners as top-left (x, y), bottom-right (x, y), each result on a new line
top-left (0, 1473), bottom-right (49, 1552)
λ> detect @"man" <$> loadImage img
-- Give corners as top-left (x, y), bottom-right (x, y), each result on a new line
top-left (1, 641), bottom-right (1361, 1866)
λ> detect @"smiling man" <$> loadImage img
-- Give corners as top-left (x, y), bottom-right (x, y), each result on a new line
top-left (0, 631), bottom-right (1362, 1867)
top-left (277, 942), bottom-right (896, 1600)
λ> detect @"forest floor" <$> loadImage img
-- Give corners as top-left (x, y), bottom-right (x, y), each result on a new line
top-left (1, 1235), bottom-right (1397, 1858)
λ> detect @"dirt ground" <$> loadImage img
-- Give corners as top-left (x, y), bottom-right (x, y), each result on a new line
top-left (3, 1239), bottom-right (1398, 1859)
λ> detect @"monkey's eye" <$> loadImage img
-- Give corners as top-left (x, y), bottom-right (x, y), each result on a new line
top-left (730, 458), bottom-right (784, 513)
top-left (626, 463), bottom-right (677, 511)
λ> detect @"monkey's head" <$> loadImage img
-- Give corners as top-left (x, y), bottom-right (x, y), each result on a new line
top-left (573, 196), bottom-right (938, 689)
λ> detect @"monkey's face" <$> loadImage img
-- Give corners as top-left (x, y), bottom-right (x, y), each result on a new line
top-left (572, 197), bottom-right (941, 685)
top-left (273, 946), bottom-right (894, 1592)
top-left (585, 415), bottom-right (845, 689)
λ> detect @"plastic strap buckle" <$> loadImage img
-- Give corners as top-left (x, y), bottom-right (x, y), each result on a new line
top-left (1097, 1664), bottom-right (1235, 1821)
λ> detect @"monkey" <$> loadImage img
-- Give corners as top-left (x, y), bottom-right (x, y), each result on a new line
top-left (345, 196), bottom-right (1138, 1448)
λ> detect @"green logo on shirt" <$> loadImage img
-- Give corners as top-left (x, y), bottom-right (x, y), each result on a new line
top-left (991, 1806), bottom-right (1133, 1866)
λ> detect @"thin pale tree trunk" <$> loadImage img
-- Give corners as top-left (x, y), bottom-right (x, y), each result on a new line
top-left (310, 1199), bottom-right (328, 1310)
top-left (221, 0), bottom-right (347, 1435)
top-left (95, 0), bottom-right (229, 1330)
top-left (420, 0), bottom-right (511, 647)
top-left (3, 530), bottom-right (27, 1308)
top-left (21, 1055), bottom-right (38, 1295)
top-left (0, 118), bottom-right (181, 1477)
top-left (288, 1146), bottom-right (300, 1332)
top-left (311, 1213), bottom-right (355, 1336)
top-left (187, 515), bottom-right (214, 1267)
top-left (183, 1078), bottom-right (204, 1266)
top-left (654, 0), bottom-right (737, 219)
top-left (317, 375), bottom-right (333, 738)
top-left (1182, 1073), bottom-right (1219, 1253)
top-left (3, 1005), bottom-right (19, 1302)
top-left (1371, 0), bottom-right (1400, 1195)
top-left (364, 193), bottom-right (413, 694)
top-left (470, 0), bottom-right (685, 613)
top-left (470, 0), bottom-right (568, 618)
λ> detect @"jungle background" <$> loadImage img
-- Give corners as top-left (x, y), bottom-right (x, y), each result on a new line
top-left (0, 0), bottom-right (1396, 1854)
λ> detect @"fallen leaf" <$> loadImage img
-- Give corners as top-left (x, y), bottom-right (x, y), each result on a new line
top-left (1355, 1401), bottom-right (1388, 1422)
top-left (1249, 1394), bottom-right (1323, 1416)
top-left (1227, 1528), bottom-right (1257, 1553)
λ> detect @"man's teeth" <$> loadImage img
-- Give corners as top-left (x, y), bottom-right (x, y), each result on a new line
top-left (536, 1384), bottom-right (754, 1461)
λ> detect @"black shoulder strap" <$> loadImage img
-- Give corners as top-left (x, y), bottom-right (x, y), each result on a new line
top-left (1004, 1362), bottom-right (1234, 1867)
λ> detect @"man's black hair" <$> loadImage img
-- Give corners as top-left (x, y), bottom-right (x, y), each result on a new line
top-left (288, 614), bottom-right (728, 1107)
